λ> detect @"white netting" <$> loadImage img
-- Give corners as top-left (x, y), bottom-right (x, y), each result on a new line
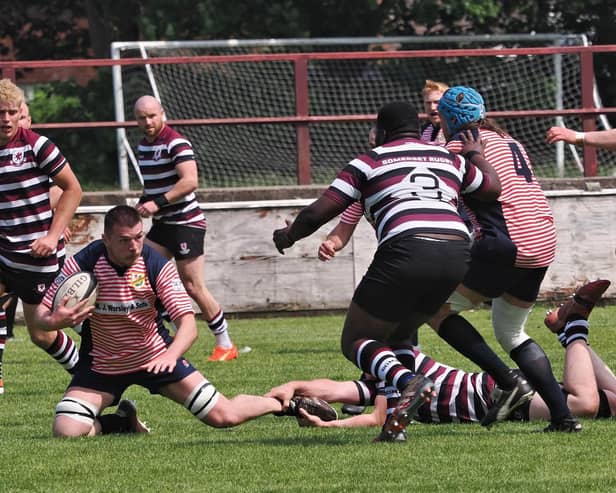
top-left (113, 36), bottom-right (615, 188)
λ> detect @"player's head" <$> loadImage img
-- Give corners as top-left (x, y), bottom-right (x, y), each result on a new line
top-left (422, 79), bottom-right (449, 126)
top-left (0, 79), bottom-right (25, 144)
top-left (103, 205), bottom-right (144, 267)
top-left (374, 101), bottom-right (420, 146)
top-left (19, 102), bottom-right (32, 129)
top-left (134, 95), bottom-right (165, 141)
top-left (437, 86), bottom-right (486, 138)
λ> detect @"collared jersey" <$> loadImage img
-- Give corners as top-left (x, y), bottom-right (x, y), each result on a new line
top-left (43, 241), bottom-right (195, 375)
top-left (0, 128), bottom-right (66, 273)
top-left (137, 125), bottom-right (206, 228)
top-left (325, 137), bottom-right (487, 245)
top-left (447, 129), bottom-right (556, 268)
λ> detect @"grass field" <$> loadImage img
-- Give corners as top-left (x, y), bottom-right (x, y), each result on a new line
top-left (1, 305), bottom-right (615, 493)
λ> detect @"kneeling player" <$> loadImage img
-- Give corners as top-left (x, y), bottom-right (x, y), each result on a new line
top-left (34, 205), bottom-right (335, 437)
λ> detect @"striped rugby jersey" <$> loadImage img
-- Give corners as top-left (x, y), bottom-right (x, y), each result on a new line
top-left (369, 349), bottom-right (495, 424)
top-left (137, 125), bottom-right (206, 228)
top-left (43, 241), bottom-right (195, 375)
top-left (0, 128), bottom-right (67, 273)
top-left (324, 137), bottom-right (486, 245)
top-left (447, 129), bottom-right (556, 268)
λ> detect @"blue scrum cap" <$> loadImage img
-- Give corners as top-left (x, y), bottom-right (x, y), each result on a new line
top-left (437, 86), bottom-right (486, 135)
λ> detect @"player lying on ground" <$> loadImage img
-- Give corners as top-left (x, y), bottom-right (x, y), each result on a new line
top-left (267, 280), bottom-right (614, 440)
top-left (33, 205), bottom-right (336, 437)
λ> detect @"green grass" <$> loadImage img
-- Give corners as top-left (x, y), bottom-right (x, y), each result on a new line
top-left (2, 305), bottom-right (616, 493)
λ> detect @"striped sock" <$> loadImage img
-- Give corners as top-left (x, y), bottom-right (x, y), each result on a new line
top-left (558, 319), bottom-right (589, 348)
top-left (354, 339), bottom-right (415, 392)
top-left (46, 331), bottom-right (79, 373)
top-left (207, 309), bottom-right (232, 348)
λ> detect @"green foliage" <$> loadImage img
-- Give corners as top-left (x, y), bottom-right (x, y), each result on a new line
top-left (2, 306), bottom-right (616, 492)
top-left (28, 71), bottom-right (119, 188)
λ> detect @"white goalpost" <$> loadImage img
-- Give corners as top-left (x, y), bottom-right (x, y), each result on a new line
top-left (111, 34), bottom-right (611, 191)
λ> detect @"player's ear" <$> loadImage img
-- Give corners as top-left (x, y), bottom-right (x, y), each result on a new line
top-left (374, 126), bottom-right (386, 146)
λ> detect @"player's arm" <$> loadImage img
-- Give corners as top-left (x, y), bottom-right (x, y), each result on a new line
top-left (274, 195), bottom-right (347, 254)
top-left (33, 297), bottom-right (94, 331)
top-left (137, 158), bottom-right (198, 218)
top-left (318, 221), bottom-right (357, 261)
top-left (31, 166), bottom-right (82, 258)
top-left (457, 130), bottom-right (501, 202)
top-left (266, 379), bottom-right (363, 408)
top-left (142, 313), bottom-right (198, 374)
top-left (546, 126), bottom-right (616, 150)
top-left (298, 395), bottom-right (387, 428)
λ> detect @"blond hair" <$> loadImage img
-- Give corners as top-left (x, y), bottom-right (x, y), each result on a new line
top-left (422, 79), bottom-right (449, 96)
top-left (0, 79), bottom-right (25, 107)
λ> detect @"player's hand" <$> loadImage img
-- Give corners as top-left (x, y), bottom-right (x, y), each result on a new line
top-left (546, 126), bottom-right (576, 145)
top-left (141, 352), bottom-right (177, 374)
top-left (264, 384), bottom-right (295, 409)
top-left (136, 200), bottom-right (159, 218)
top-left (459, 130), bottom-right (485, 156)
top-left (297, 408), bottom-right (327, 427)
top-left (30, 235), bottom-right (58, 258)
top-left (52, 297), bottom-right (94, 329)
top-left (63, 226), bottom-right (73, 243)
top-left (273, 219), bottom-right (294, 255)
top-left (318, 239), bottom-right (337, 261)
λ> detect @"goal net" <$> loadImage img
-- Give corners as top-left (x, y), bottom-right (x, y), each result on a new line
top-left (112, 35), bottom-right (614, 189)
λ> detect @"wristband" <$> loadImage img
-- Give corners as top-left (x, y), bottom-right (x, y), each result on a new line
top-left (575, 131), bottom-right (585, 145)
top-left (153, 195), bottom-right (169, 207)
top-left (463, 150), bottom-right (481, 161)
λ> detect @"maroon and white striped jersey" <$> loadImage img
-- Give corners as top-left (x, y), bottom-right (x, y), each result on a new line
top-left (447, 129), bottom-right (556, 268)
top-left (324, 137), bottom-right (487, 245)
top-left (0, 128), bottom-right (67, 273)
top-left (137, 125), bottom-right (206, 228)
top-left (43, 241), bottom-right (195, 375)
top-left (413, 350), bottom-right (494, 423)
top-left (370, 349), bottom-right (495, 423)
top-left (420, 123), bottom-right (446, 145)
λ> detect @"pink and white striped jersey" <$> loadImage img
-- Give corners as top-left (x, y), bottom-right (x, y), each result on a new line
top-left (447, 129), bottom-right (556, 268)
top-left (325, 137), bottom-right (487, 245)
top-left (0, 128), bottom-right (67, 273)
top-left (43, 241), bottom-right (195, 375)
top-left (137, 125), bottom-right (206, 228)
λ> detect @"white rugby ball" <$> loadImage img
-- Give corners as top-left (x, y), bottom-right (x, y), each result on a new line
top-left (52, 271), bottom-right (98, 311)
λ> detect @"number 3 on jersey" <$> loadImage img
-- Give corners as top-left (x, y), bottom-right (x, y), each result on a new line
top-left (508, 142), bottom-right (533, 183)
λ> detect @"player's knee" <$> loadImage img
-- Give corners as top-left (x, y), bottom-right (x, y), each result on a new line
top-left (184, 381), bottom-right (220, 424)
top-left (492, 298), bottom-right (531, 353)
top-left (54, 397), bottom-right (98, 437)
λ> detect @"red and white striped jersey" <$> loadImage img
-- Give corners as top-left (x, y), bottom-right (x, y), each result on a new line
top-left (43, 241), bottom-right (195, 375)
top-left (137, 125), bottom-right (206, 228)
top-left (0, 128), bottom-right (67, 273)
top-left (447, 129), bottom-right (556, 268)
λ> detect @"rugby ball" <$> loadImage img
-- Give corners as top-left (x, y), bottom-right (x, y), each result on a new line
top-left (52, 271), bottom-right (98, 311)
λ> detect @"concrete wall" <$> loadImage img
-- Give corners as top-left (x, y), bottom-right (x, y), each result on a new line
top-left (65, 187), bottom-right (616, 314)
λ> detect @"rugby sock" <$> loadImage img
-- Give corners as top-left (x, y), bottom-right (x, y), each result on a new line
top-left (206, 309), bottom-right (233, 348)
top-left (558, 319), bottom-right (589, 348)
top-left (46, 330), bottom-right (79, 374)
top-left (438, 314), bottom-right (517, 390)
top-left (510, 339), bottom-right (570, 422)
top-left (0, 337), bottom-right (4, 383)
top-left (0, 313), bottom-right (5, 382)
top-left (355, 339), bottom-right (415, 392)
